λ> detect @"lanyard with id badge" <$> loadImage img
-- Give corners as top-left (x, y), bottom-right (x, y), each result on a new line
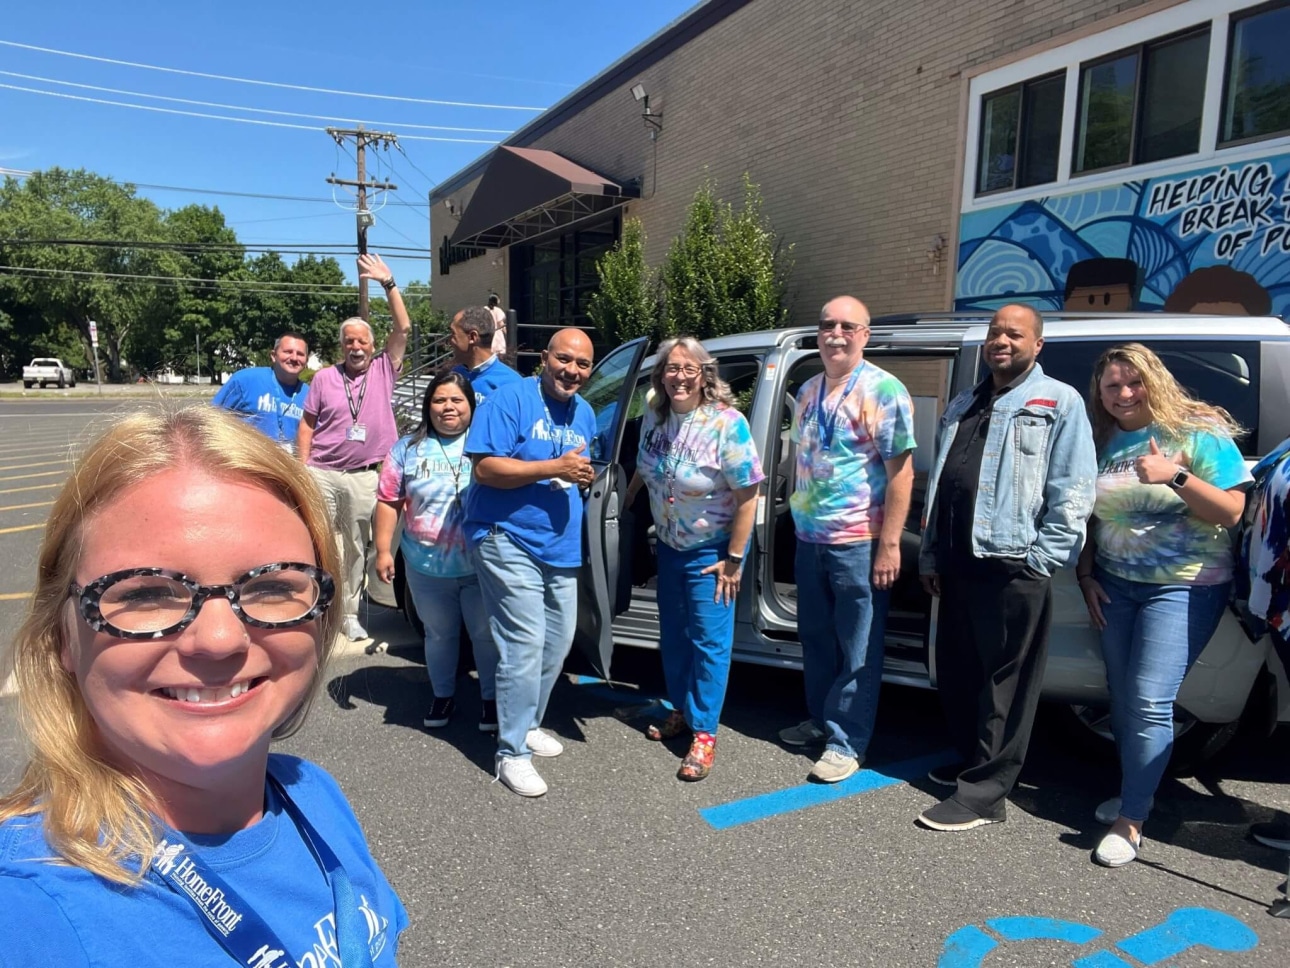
top-left (812, 363), bottom-right (864, 481)
top-left (342, 365), bottom-right (369, 443)
top-left (538, 377), bottom-right (575, 491)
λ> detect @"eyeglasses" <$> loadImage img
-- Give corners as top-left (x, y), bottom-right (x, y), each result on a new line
top-left (818, 321), bottom-right (867, 335)
top-left (69, 563), bottom-right (335, 640)
top-left (663, 364), bottom-right (703, 378)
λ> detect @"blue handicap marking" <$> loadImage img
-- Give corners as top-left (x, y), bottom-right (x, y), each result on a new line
top-left (938, 918), bottom-right (1101, 967)
top-left (1071, 908), bottom-right (1258, 968)
top-left (938, 908), bottom-right (1257, 968)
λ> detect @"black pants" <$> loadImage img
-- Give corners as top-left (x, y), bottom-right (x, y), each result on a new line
top-left (935, 559), bottom-right (1052, 818)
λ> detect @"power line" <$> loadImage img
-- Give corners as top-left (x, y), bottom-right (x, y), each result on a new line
top-left (0, 238), bottom-right (428, 254)
top-left (0, 39), bottom-right (548, 112)
top-left (0, 71), bottom-right (516, 134)
top-left (395, 144), bottom-right (439, 196)
top-left (0, 83), bottom-right (501, 144)
top-left (0, 263), bottom-right (439, 293)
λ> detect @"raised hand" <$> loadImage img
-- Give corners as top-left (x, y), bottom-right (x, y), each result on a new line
top-left (1134, 436), bottom-right (1185, 485)
top-left (357, 252), bottom-right (393, 284)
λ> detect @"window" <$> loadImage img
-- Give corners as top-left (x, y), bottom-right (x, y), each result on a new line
top-left (1027, 339), bottom-right (1260, 455)
top-left (1073, 28), bottom-right (1210, 174)
top-left (976, 72), bottom-right (1065, 195)
top-left (1221, 1), bottom-right (1290, 145)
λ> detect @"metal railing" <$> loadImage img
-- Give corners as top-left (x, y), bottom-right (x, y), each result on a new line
top-left (392, 331), bottom-right (452, 432)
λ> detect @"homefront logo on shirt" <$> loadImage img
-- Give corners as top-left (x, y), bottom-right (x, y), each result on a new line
top-left (530, 418), bottom-right (586, 448)
top-left (257, 392), bottom-right (305, 420)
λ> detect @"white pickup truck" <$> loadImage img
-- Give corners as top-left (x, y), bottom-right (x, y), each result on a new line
top-left (22, 358), bottom-right (76, 389)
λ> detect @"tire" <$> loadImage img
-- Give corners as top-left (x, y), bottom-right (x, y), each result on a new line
top-left (57, 375), bottom-right (65, 388)
top-left (69, 375), bottom-right (76, 387)
top-left (22, 381), bottom-right (32, 389)
top-left (1059, 702), bottom-right (1241, 776)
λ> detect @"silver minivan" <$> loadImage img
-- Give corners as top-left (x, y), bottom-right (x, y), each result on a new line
top-left (567, 312), bottom-right (1290, 768)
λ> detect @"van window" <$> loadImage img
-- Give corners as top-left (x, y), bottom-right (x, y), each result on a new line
top-left (1029, 339), bottom-right (1260, 455)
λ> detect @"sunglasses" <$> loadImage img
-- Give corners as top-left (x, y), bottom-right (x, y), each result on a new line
top-left (817, 321), bottom-right (867, 335)
top-left (69, 562), bottom-right (335, 640)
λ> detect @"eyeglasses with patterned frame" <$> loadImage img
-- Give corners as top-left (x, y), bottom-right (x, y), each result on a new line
top-left (68, 562), bottom-right (335, 640)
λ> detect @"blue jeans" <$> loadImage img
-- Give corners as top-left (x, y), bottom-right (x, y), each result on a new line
top-left (656, 542), bottom-right (736, 734)
top-left (795, 539), bottom-right (890, 759)
top-left (1096, 569), bottom-right (1231, 822)
top-left (473, 530), bottom-right (578, 760)
top-left (404, 569), bottom-right (499, 701)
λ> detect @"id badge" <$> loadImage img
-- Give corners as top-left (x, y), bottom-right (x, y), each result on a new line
top-left (346, 423), bottom-right (367, 443)
top-left (812, 456), bottom-right (835, 480)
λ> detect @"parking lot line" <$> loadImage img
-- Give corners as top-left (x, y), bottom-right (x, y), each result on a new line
top-left (699, 749), bottom-right (957, 830)
top-left (0, 470), bottom-right (65, 483)
top-left (0, 459), bottom-right (72, 473)
top-left (0, 483), bottom-right (62, 495)
top-left (0, 501), bottom-right (53, 512)
top-left (0, 592), bottom-right (32, 600)
top-left (0, 524), bottom-right (44, 535)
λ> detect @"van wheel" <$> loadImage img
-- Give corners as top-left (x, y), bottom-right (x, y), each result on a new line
top-left (1059, 703), bottom-right (1241, 776)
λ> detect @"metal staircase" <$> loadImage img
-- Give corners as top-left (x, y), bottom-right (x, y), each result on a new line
top-left (392, 331), bottom-right (453, 431)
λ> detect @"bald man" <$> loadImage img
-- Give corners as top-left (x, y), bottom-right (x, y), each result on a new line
top-left (779, 296), bottom-right (916, 784)
top-left (464, 328), bottom-right (598, 796)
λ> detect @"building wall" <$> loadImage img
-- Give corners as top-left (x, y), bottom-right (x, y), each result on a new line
top-left (432, 0), bottom-right (1166, 323)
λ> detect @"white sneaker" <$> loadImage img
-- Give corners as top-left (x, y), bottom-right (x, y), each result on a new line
top-left (526, 728), bottom-right (564, 757)
top-left (342, 615), bottom-right (370, 642)
top-left (1094, 796), bottom-right (1153, 825)
top-left (1093, 830), bottom-right (1141, 867)
top-left (496, 757), bottom-right (547, 797)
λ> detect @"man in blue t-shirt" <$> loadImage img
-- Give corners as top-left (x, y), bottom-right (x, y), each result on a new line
top-left (465, 327), bottom-right (598, 797)
top-left (449, 304), bottom-right (521, 403)
top-left (212, 332), bottom-right (310, 451)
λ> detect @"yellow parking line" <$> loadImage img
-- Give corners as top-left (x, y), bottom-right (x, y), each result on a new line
top-left (0, 459), bottom-right (72, 472)
top-left (0, 501), bottom-right (53, 512)
top-left (0, 483), bottom-right (61, 495)
top-left (0, 524), bottom-right (44, 535)
top-left (0, 471), bottom-right (65, 483)
top-left (0, 592), bottom-right (31, 600)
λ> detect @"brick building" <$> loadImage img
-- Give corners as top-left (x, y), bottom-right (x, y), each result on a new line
top-left (431, 0), bottom-right (1290, 367)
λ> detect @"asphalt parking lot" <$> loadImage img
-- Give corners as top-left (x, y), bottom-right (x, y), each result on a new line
top-left (0, 398), bottom-right (1288, 967)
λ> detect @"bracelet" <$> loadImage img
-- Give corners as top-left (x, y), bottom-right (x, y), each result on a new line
top-left (380, 276), bottom-right (397, 291)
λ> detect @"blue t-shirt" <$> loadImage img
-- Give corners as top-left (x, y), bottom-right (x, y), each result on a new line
top-left (0, 755), bottom-right (408, 967)
top-left (453, 355), bottom-right (522, 404)
top-left (212, 367), bottom-right (310, 446)
top-left (464, 376), bottom-right (597, 568)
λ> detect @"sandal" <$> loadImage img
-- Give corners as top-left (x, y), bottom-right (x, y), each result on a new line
top-left (677, 732), bottom-right (716, 781)
top-left (647, 710), bottom-right (687, 741)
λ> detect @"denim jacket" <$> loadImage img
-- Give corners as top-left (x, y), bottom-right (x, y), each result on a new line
top-left (919, 362), bottom-right (1096, 577)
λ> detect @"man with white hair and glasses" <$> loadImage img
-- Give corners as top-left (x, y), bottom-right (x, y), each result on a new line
top-left (297, 253), bottom-right (411, 642)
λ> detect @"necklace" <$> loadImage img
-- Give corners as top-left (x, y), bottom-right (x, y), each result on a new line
top-left (432, 432), bottom-right (467, 510)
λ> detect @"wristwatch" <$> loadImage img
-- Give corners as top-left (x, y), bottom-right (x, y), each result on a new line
top-left (726, 551), bottom-right (745, 564)
top-left (380, 276), bottom-right (397, 291)
top-left (1168, 467), bottom-right (1191, 489)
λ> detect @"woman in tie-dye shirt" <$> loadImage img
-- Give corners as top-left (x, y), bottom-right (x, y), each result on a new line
top-left (1076, 344), bottom-right (1251, 869)
top-left (374, 370), bottom-right (499, 734)
top-left (625, 337), bottom-right (765, 781)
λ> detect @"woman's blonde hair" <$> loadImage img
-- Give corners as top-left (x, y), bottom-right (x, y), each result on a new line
top-left (0, 406), bottom-right (341, 884)
top-left (1088, 342), bottom-right (1246, 447)
top-left (648, 336), bottom-right (735, 419)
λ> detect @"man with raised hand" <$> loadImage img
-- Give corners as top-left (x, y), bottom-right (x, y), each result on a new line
top-left (465, 328), bottom-right (598, 797)
top-left (212, 331), bottom-right (310, 452)
top-left (918, 303), bottom-right (1095, 831)
top-left (297, 253), bottom-right (411, 643)
top-left (449, 305), bottom-right (521, 404)
top-left (779, 296), bottom-right (916, 784)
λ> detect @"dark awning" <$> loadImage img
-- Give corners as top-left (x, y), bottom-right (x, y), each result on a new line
top-left (448, 147), bottom-right (636, 248)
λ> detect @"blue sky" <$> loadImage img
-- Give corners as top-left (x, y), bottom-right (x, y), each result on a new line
top-left (0, 0), bottom-right (697, 283)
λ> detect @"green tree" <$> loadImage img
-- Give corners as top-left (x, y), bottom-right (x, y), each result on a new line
top-left (0, 168), bottom-right (175, 380)
top-left (587, 218), bottom-right (660, 345)
top-left (661, 175), bottom-right (793, 340)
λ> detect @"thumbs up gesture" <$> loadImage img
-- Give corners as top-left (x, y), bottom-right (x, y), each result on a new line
top-left (1134, 436), bottom-right (1186, 485)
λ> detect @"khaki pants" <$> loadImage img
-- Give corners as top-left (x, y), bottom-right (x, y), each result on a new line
top-left (310, 466), bottom-right (380, 615)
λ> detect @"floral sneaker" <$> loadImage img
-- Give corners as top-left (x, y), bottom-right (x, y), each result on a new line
top-left (647, 710), bottom-right (687, 741)
top-left (677, 732), bottom-right (716, 781)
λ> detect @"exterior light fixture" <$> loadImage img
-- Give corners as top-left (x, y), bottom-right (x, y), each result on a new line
top-left (630, 82), bottom-right (662, 138)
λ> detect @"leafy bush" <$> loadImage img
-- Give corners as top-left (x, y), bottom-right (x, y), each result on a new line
top-left (587, 219), bottom-right (659, 346)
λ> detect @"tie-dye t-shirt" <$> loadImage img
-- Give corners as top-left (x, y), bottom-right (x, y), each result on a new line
top-left (637, 404), bottom-right (765, 551)
top-left (376, 433), bottom-right (474, 578)
top-left (1093, 423), bottom-right (1251, 585)
top-left (790, 362), bottom-right (916, 545)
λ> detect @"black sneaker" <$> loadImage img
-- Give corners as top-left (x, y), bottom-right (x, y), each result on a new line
top-left (423, 696), bottom-right (455, 729)
top-left (1251, 820), bottom-right (1290, 851)
top-left (928, 762), bottom-right (963, 787)
top-left (917, 797), bottom-right (1005, 831)
top-left (478, 699), bottom-right (498, 734)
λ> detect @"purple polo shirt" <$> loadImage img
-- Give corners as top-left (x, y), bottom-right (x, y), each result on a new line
top-left (304, 351), bottom-right (401, 470)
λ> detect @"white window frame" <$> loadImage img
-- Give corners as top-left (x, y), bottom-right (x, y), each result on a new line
top-left (962, 0), bottom-right (1290, 214)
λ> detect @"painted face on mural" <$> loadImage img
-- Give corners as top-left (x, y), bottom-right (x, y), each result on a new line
top-left (1063, 283), bottom-right (1134, 312)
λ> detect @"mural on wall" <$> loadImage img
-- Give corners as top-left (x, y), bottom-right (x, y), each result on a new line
top-left (955, 153), bottom-right (1290, 317)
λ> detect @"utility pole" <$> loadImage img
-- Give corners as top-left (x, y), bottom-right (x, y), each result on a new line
top-left (326, 126), bottom-right (398, 321)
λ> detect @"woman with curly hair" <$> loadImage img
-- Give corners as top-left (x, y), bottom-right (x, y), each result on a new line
top-left (625, 336), bottom-right (764, 780)
top-left (1077, 343), bottom-right (1251, 867)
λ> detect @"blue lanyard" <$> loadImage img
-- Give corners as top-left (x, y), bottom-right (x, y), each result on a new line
top-left (273, 379), bottom-right (304, 442)
top-left (536, 376), bottom-right (572, 459)
top-left (814, 363), bottom-right (864, 452)
top-left (147, 775), bottom-right (377, 968)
